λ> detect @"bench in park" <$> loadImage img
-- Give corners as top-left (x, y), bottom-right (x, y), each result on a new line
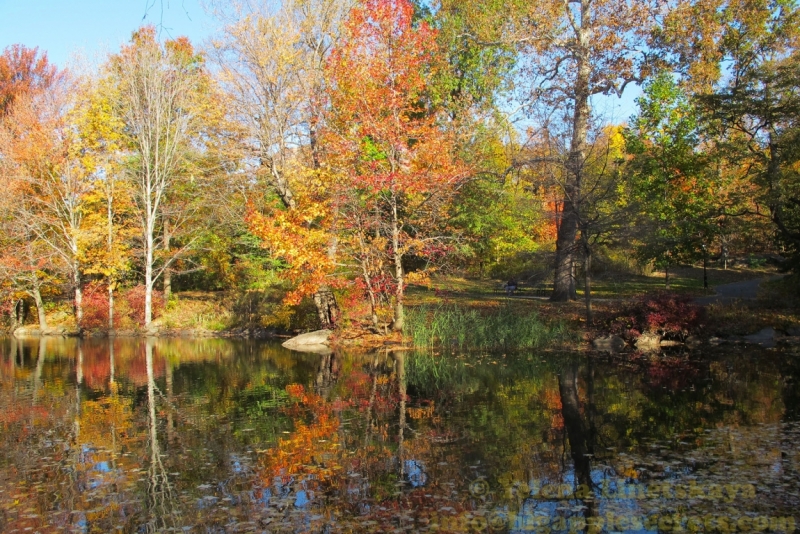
top-left (496, 279), bottom-right (550, 297)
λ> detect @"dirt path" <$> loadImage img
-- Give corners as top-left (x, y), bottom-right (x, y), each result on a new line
top-left (694, 275), bottom-right (781, 305)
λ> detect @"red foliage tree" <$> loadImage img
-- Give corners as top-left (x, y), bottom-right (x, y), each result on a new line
top-left (324, 0), bottom-right (469, 330)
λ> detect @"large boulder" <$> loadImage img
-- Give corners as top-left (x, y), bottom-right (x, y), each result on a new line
top-left (282, 329), bottom-right (333, 353)
top-left (12, 326), bottom-right (41, 338)
top-left (592, 335), bottom-right (626, 353)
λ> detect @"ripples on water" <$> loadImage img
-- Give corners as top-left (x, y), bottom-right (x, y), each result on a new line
top-left (0, 337), bottom-right (798, 532)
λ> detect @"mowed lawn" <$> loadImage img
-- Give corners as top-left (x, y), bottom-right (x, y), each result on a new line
top-left (407, 265), bottom-right (776, 307)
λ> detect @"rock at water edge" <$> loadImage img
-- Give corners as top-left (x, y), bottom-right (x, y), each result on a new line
top-left (283, 329), bottom-right (333, 350)
top-left (743, 327), bottom-right (776, 348)
top-left (636, 333), bottom-right (662, 352)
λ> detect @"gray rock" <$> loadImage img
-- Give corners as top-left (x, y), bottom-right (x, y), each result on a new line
top-left (592, 335), bottom-right (626, 353)
top-left (283, 329), bottom-right (333, 350)
top-left (636, 333), bottom-right (662, 352)
top-left (13, 326), bottom-right (41, 338)
top-left (743, 327), bottom-right (776, 348)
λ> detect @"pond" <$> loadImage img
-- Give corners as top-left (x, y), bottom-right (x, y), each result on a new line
top-left (1, 337), bottom-right (799, 533)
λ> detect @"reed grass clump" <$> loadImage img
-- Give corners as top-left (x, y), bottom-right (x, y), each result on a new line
top-left (405, 303), bottom-right (571, 352)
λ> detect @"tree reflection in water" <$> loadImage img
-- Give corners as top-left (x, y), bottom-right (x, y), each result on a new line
top-left (556, 360), bottom-right (597, 529)
top-left (0, 337), bottom-right (798, 532)
top-left (144, 337), bottom-right (179, 532)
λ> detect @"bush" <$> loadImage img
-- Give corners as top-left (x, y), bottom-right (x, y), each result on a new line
top-left (80, 282), bottom-right (110, 330)
top-left (123, 285), bottom-right (165, 325)
top-left (607, 292), bottom-right (705, 341)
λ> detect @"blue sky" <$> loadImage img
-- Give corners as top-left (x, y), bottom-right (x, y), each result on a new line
top-left (0, 0), bottom-right (640, 120)
top-left (0, 0), bottom-right (218, 67)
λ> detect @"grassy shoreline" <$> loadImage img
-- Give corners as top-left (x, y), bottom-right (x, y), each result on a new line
top-left (405, 302), bottom-right (576, 353)
top-left (7, 265), bottom-right (797, 351)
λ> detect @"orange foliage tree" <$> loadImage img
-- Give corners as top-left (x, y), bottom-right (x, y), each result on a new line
top-left (0, 44), bottom-right (60, 117)
top-left (0, 45), bottom-right (89, 327)
top-left (324, 0), bottom-right (469, 330)
top-left (246, 171), bottom-right (340, 317)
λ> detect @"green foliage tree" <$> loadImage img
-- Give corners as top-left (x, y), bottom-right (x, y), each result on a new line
top-left (626, 72), bottom-right (725, 286)
top-left (659, 0), bottom-right (800, 273)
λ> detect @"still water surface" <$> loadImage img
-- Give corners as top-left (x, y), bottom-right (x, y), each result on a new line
top-left (1, 337), bottom-right (799, 533)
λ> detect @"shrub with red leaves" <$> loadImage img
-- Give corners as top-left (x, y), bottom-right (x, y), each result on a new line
top-left (80, 282), bottom-right (110, 330)
top-left (608, 292), bottom-right (705, 341)
top-left (123, 285), bottom-right (164, 325)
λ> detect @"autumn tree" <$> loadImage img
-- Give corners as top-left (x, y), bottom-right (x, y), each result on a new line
top-left (669, 0), bottom-right (800, 271)
top-left (0, 45), bottom-right (63, 328)
top-left (504, 0), bottom-right (659, 301)
top-left (325, 0), bottom-right (469, 331)
top-left (74, 77), bottom-right (135, 329)
top-left (0, 203), bottom-right (59, 329)
top-left (211, 0), bottom-right (352, 327)
top-left (107, 28), bottom-right (211, 327)
top-left (0, 46), bottom-right (91, 325)
top-left (427, 1), bottom-right (516, 122)
top-left (626, 73), bottom-right (714, 285)
top-left (522, 121), bottom-right (631, 319)
top-left (573, 125), bottom-right (630, 320)
top-left (0, 44), bottom-right (59, 117)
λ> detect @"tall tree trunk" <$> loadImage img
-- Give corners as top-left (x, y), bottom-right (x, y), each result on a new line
top-left (73, 263), bottom-right (83, 326)
top-left (553, 198), bottom-right (579, 301)
top-left (665, 263), bottom-right (670, 290)
top-left (107, 182), bottom-right (115, 330)
top-left (552, 0), bottom-right (591, 302)
top-left (313, 288), bottom-right (339, 329)
top-left (31, 284), bottom-right (48, 330)
top-left (364, 279), bottom-right (380, 329)
top-left (264, 159), bottom-right (296, 210)
top-left (108, 285), bottom-right (115, 330)
top-left (358, 234), bottom-right (380, 328)
top-left (390, 197), bottom-right (405, 332)
top-left (163, 220), bottom-right (172, 302)
top-left (582, 237), bottom-right (593, 323)
top-left (13, 298), bottom-right (26, 330)
top-left (703, 247), bottom-right (708, 289)
top-left (145, 222), bottom-right (154, 328)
